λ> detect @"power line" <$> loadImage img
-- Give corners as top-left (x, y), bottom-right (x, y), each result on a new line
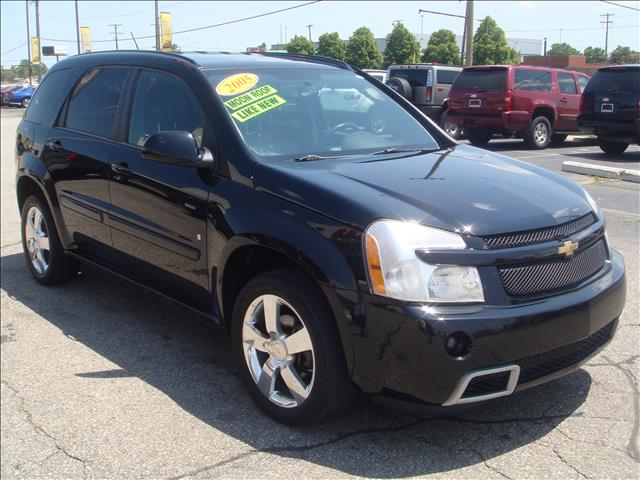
top-left (1, 42), bottom-right (27, 56)
top-left (600, 0), bottom-right (640, 11)
top-left (109, 24), bottom-right (123, 50)
top-left (504, 23), bottom-right (637, 33)
top-left (39, 1), bottom-right (190, 20)
top-left (39, 1), bottom-right (321, 45)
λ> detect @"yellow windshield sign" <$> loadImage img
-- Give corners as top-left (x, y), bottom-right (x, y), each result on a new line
top-left (224, 85), bottom-right (278, 111)
top-left (216, 73), bottom-right (259, 96)
top-left (231, 94), bottom-right (286, 122)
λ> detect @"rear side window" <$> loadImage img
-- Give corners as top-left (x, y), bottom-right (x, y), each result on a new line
top-left (558, 73), bottom-right (577, 94)
top-left (65, 67), bottom-right (128, 138)
top-left (578, 76), bottom-right (589, 93)
top-left (452, 69), bottom-right (507, 90)
top-left (514, 69), bottom-right (551, 92)
top-left (24, 69), bottom-right (72, 125)
top-left (585, 69), bottom-right (640, 93)
top-left (435, 70), bottom-right (460, 85)
top-left (389, 69), bottom-right (429, 87)
top-left (127, 70), bottom-right (206, 147)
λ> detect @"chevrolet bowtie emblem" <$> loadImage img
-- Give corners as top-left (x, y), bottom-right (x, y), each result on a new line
top-left (558, 240), bottom-right (579, 257)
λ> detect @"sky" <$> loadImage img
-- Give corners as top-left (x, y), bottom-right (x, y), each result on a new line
top-left (1, 0), bottom-right (639, 68)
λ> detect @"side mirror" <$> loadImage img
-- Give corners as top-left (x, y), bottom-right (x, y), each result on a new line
top-left (142, 131), bottom-right (213, 166)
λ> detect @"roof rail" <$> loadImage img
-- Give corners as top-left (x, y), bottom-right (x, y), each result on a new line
top-left (77, 49), bottom-right (199, 66)
top-left (256, 52), bottom-right (353, 71)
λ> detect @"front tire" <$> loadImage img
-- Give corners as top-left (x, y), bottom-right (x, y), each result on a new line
top-left (21, 195), bottom-right (78, 285)
top-left (524, 116), bottom-right (551, 149)
top-left (598, 138), bottom-right (629, 154)
top-left (232, 269), bottom-right (355, 424)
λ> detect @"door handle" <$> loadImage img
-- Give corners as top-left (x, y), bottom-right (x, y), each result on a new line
top-left (111, 163), bottom-right (132, 174)
top-left (560, 98), bottom-right (568, 103)
top-left (46, 140), bottom-right (63, 152)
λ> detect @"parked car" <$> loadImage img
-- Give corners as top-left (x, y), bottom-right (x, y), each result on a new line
top-left (386, 63), bottom-right (463, 138)
top-left (362, 69), bottom-right (387, 83)
top-left (1, 84), bottom-right (26, 105)
top-left (6, 85), bottom-right (36, 107)
top-left (447, 65), bottom-right (590, 149)
top-left (16, 51), bottom-right (625, 424)
top-left (577, 64), bottom-right (640, 154)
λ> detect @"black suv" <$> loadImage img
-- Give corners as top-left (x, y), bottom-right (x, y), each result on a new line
top-left (578, 64), bottom-right (640, 154)
top-left (16, 51), bottom-right (625, 424)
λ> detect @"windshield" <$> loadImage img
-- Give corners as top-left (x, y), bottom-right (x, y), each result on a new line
top-left (452, 68), bottom-right (507, 90)
top-left (206, 67), bottom-right (439, 160)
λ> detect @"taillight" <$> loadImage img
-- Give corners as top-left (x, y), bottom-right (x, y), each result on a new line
top-left (504, 90), bottom-right (512, 111)
top-left (426, 86), bottom-right (432, 102)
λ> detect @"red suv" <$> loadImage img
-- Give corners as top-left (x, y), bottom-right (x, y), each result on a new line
top-left (447, 65), bottom-right (590, 149)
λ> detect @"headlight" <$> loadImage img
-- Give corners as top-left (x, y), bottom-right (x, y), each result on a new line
top-left (365, 220), bottom-right (484, 303)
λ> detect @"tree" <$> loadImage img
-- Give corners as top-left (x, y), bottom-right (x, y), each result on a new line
top-left (583, 46), bottom-right (606, 63)
top-left (472, 16), bottom-right (520, 65)
top-left (316, 32), bottom-right (346, 60)
top-left (286, 35), bottom-right (315, 55)
top-left (383, 23), bottom-right (420, 66)
top-left (546, 42), bottom-right (580, 56)
top-left (13, 59), bottom-right (47, 80)
top-left (609, 45), bottom-right (640, 64)
top-left (258, 42), bottom-right (267, 50)
top-left (345, 26), bottom-right (382, 69)
top-left (421, 28), bottom-right (460, 65)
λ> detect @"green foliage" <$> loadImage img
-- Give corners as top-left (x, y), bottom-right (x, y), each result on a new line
top-left (583, 46), bottom-right (606, 63)
top-left (258, 42), bottom-right (267, 50)
top-left (383, 23), bottom-right (420, 66)
top-left (609, 45), bottom-right (640, 64)
top-left (1, 68), bottom-right (18, 83)
top-left (546, 42), bottom-right (580, 56)
top-left (345, 26), bottom-right (382, 69)
top-left (286, 35), bottom-right (315, 55)
top-left (472, 16), bottom-right (519, 65)
top-left (316, 32), bottom-right (346, 60)
top-left (163, 41), bottom-right (181, 52)
top-left (421, 29), bottom-right (460, 65)
top-left (5, 59), bottom-right (47, 81)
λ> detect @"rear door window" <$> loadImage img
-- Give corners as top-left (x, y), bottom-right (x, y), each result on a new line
top-left (435, 70), bottom-right (460, 85)
top-left (452, 69), bottom-right (507, 90)
top-left (65, 67), bottom-right (128, 138)
top-left (585, 69), bottom-right (640, 93)
top-left (578, 76), bottom-right (589, 93)
top-left (514, 69), bottom-right (551, 91)
top-left (24, 69), bottom-right (72, 125)
top-left (389, 69), bottom-right (429, 87)
top-left (558, 73), bottom-right (577, 94)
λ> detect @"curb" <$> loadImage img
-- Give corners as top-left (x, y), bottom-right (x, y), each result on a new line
top-left (561, 161), bottom-right (640, 183)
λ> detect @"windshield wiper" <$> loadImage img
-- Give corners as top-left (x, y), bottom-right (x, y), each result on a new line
top-left (372, 147), bottom-right (441, 155)
top-left (293, 154), bottom-right (354, 162)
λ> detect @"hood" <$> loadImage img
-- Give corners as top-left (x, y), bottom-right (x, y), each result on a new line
top-left (253, 144), bottom-right (593, 236)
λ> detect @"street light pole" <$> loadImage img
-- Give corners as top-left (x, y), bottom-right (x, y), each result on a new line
top-left (464, 0), bottom-right (474, 66)
top-left (75, 0), bottom-right (81, 54)
top-left (306, 24), bottom-right (313, 42)
top-left (155, 0), bottom-right (160, 51)
top-left (35, 0), bottom-right (41, 82)
top-left (25, 0), bottom-right (32, 85)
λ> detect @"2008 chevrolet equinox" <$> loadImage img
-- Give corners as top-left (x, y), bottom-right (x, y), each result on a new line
top-left (15, 51), bottom-right (626, 424)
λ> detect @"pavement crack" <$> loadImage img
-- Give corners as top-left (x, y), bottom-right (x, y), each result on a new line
top-left (1, 240), bottom-right (22, 249)
top-left (1, 380), bottom-right (89, 478)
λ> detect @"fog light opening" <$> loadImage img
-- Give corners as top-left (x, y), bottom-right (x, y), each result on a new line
top-left (445, 332), bottom-right (471, 358)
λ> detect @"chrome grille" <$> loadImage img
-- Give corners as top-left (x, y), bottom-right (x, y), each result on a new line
top-left (483, 213), bottom-right (597, 249)
top-left (499, 240), bottom-right (607, 297)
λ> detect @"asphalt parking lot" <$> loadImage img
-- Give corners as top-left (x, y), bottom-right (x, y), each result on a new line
top-left (1, 106), bottom-right (638, 479)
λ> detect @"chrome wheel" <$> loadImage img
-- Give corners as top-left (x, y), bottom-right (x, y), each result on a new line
top-left (534, 121), bottom-right (548, 145)
top-left (24, 206), bottom-right (50, 274)
top-left (445, 122), bottom-right (460, 137)
top-left (242, 294), bottom-right (314, 408)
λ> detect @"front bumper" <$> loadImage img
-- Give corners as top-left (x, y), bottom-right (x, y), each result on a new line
top-left (358, 249), bottom-right (625, 406)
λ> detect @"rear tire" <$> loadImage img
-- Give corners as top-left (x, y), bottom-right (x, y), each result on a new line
top-left (21, 195), bottom-right (79, 285)
top-left (438, 112), bottom-right (461, 140)
top-left (524, 116), bottom-right (552, 149)
top-left (232, 269), bottom-right (355, 424)
top-left (598, 138), bottom-right (629, 154)
top-left (467, 130), bottom-right (492, 147)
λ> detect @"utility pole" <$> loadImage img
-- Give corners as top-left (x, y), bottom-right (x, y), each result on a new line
top-left (306, 24), bottom-right (313, 42)
top-left (464, 0), bottom-right (474, 66)
top-left (543, 37), bottom-right (547, 55)
top-left (420, 14), bottom-right (424, 35)
top-left (25, 0), bottom-right (32, 85)
top-left (75, 0), bottom-right (81, 54)
top-left (109, 24), bottom-right (123, 50)
top-left (35, 0), bottom-right (41, 82)
top-left (154, 0), bottom-right (160, 51)
top-left (600, 13), bottom-right (614, 61)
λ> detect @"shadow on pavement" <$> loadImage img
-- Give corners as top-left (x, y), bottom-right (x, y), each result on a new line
top-left (1, 252), bottom-right (592, 477)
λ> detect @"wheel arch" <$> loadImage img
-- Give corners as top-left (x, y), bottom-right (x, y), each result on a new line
top-left (531, 105), bottom-right (556, 128)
